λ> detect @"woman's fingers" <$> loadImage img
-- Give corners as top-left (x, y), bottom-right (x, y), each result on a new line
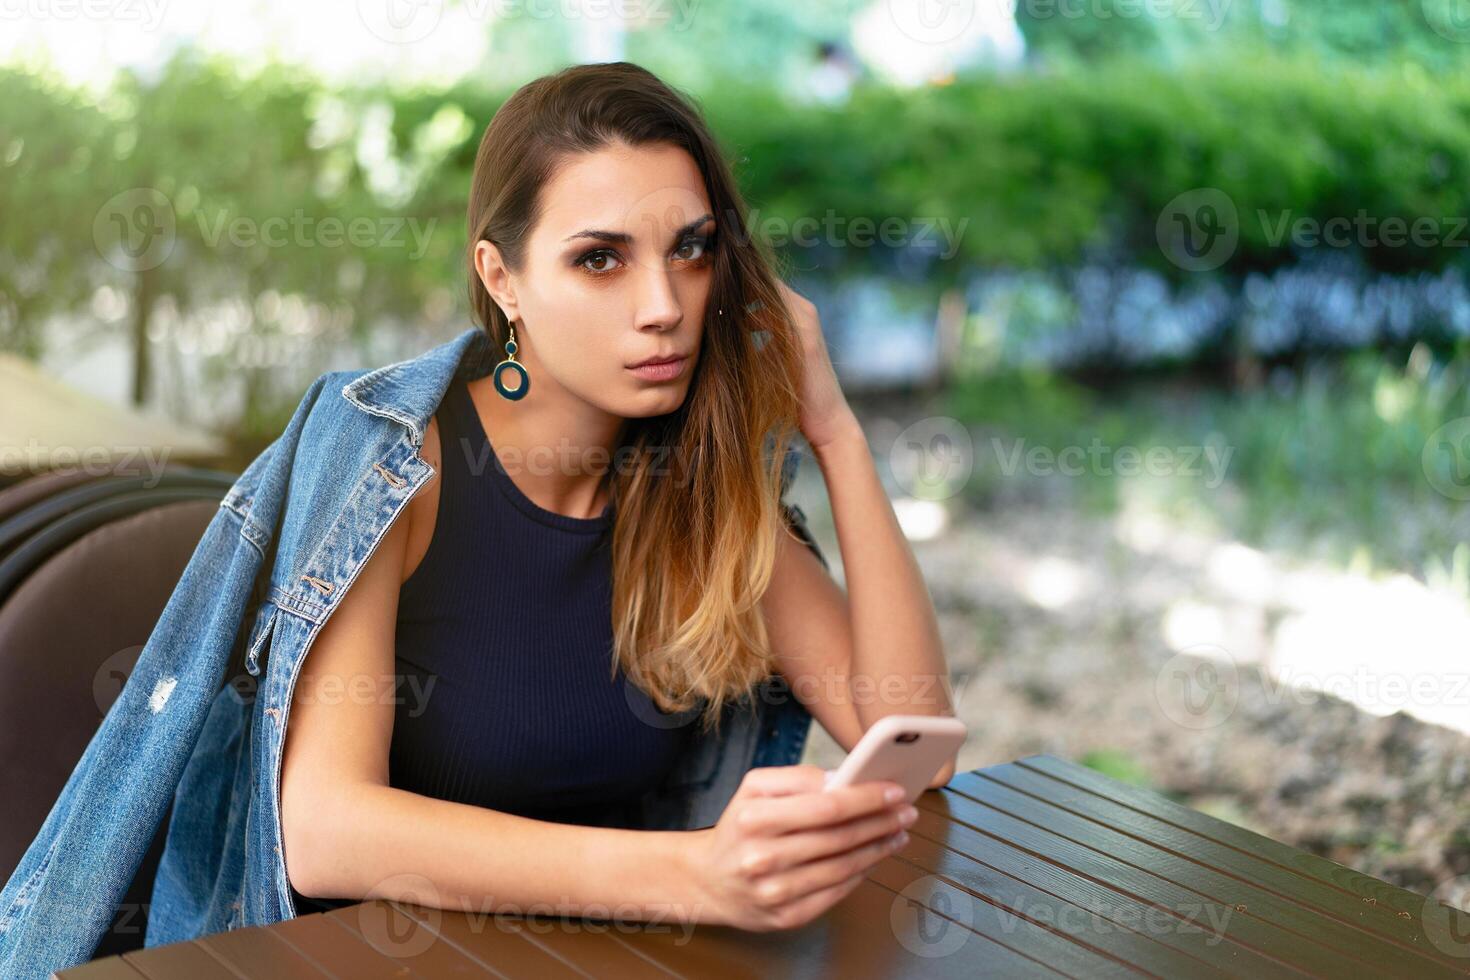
top-left (755, 829), bottom-right (906, 910)
top-left (738, 763), bottom-right (830, 798)
top-left (737, 782), bottom-right (901, 837)
top-left (761, 865), bottom-right (876, 931)
top-left (758, 804), bottom-right (916, 872)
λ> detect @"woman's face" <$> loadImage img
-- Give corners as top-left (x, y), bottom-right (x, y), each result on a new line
top-left (475, 140), bottom-right (715, 420)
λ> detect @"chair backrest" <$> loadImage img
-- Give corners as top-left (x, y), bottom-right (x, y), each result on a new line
top-left (0, 469), bottom-right (109, 525)
top-left (0, 474), bottom-right (235, 958)
top-left (0, 466), bottom-right (237, 566)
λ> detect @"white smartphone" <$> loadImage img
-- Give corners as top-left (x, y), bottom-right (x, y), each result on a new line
top-left (822, 714), bottom-right (968, 804)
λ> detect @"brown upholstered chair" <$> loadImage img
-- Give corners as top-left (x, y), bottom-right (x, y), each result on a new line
top-left (0, 468), bottom-right (238, 956)
top-left (0, 468), bottom-right (109, 524)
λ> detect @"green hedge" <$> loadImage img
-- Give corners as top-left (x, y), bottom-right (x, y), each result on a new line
top-left (701, 51), bottom-right (1470, 279)
top-left (6, 50), bottom-right (1469, 366)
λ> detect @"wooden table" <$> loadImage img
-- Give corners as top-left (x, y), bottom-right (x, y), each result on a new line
top-left (59, 755), bottom-right (1470, 978)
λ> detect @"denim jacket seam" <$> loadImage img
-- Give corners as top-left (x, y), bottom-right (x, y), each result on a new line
top-left (219, 494), bottom-right (252, 522)
top-left (268, 465), bottom-right (426, 919)
top-left (269, 584), bottom-right (327, 623)
top-left (0, 835), bottom-right (58, 935)
top-left (245, 604), bottom-right (279, 677)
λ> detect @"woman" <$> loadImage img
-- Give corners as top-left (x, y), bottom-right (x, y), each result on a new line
top-left (277, 61), bottom-right (957, 933)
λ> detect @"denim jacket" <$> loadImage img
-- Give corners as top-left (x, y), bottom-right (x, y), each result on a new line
top-left (0, 326), bottom-right (826, 978)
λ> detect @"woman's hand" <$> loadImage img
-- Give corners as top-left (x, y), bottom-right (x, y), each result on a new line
top-left (682, 763), bottom-right (917, 931)
top-left (774, 281), bottom-right (860, 452)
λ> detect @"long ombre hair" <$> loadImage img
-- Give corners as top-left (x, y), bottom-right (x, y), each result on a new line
top-left (465, 62), bottom-right (808, 735)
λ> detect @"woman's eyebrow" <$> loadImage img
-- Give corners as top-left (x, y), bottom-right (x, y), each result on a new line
top-left (562, 212), bottom-right (714, 246)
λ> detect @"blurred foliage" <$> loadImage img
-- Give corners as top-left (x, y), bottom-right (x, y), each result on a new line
top-left (7, 50), bottom-right (1468, 352)
top-left (0, 68), bottom-right (114, 358)
top-left (1079, 748), bottom-right (1155, 788)
top-left (946, 341), bottom-right (1470, 575)
top-left (1018, 0), bottom-right (1470, 71)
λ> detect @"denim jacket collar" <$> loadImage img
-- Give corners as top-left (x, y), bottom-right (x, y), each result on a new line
top-left (341, 327), bottom-right (498, 448)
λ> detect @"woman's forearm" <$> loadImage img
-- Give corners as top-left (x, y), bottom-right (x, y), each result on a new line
top-left (812, 416), bottom-right (955, 729)
top-left (290, 782), bottom-right (707, 923)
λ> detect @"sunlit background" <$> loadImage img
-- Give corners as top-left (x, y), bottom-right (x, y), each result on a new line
top-left (5, 0), bottom-right (1470, 900)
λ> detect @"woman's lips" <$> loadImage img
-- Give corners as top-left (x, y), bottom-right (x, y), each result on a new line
top-left (628, 356), bottom-right (687, 382)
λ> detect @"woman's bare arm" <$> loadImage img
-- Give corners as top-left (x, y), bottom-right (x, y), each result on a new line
top-left (279, 418), bottom-right (700, 921)
top-left (764, 283), bottom-right (958, 789)
top-left (762, 435), bottom-right (958, 788)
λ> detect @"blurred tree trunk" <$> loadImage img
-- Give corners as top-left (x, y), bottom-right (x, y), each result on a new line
top-left (129, 264), bottom-right (156, 407)
top-left (931, 286), bottom-right (967, 392)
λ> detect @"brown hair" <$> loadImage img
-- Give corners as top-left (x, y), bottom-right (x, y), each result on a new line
top-left (464, 62), bottom-right (807, 734)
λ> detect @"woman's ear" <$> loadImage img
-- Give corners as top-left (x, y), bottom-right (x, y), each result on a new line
top-left (473, 239), bottom-right (520, 323)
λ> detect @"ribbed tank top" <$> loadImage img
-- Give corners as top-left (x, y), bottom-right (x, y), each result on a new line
top-left (290, 376), bottom-right (692, 914)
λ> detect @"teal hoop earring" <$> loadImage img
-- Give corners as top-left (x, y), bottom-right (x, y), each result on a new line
top-left (493, 321), bottom-right (530, 401)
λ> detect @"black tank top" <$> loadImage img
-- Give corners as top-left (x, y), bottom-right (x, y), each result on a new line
top-left (290, 377), bottom-right (691, 914)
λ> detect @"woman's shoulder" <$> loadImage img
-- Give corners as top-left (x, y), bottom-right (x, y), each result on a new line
top-left (399, 413), bottom-right (444, 586)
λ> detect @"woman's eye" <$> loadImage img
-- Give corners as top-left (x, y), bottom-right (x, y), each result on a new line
top-left (580, 250), bottom-right (622, 273)
top-left (675, 236), bottom-right (710, 262)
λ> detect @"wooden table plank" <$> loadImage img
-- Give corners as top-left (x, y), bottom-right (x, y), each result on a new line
top-left (881, 810), bottom-right (1244, 979)
top-left (867, 852), bottom-right (1147, 978)
top-left (196, 922), bottom-right (330, 978)
top-left (272, 909), bottom-right (441, 979)
top-left (944, 771), bottom-right (1464, 979)
top-left (388, 901), bottom-right (591, 978)
top-left (915, 782), bottom-right (1367, 975)
top-left (611, 876), bottom-right (1057, 979)
top-left (984, 761), bottom-right (1462, 963)
top-left (898, 803), bottom-right (1304, 979)
top-left (323, 901), bottom-right (503, 977)
top-left (1021, 755), bottom-right (1453, 924)
top-left (43, 956), bottom-right (149, 980)
top-left (116, 940), bottom-right (242, 980)
top-left (413, 912), bottom-right (684, 978)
